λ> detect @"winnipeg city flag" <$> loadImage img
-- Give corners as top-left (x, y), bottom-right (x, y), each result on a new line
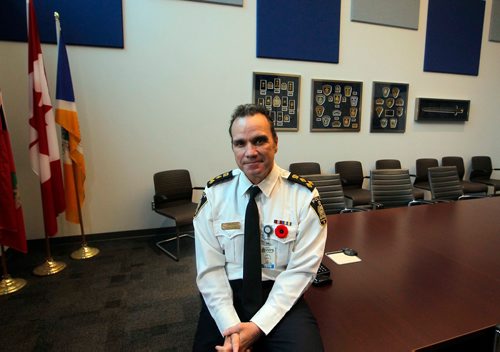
top-left (28, 0), bottom-right (65, 236)
top-left (0, 92), bottom-right (27, 253)
top-left (55, 28), bottom-right (86, 224)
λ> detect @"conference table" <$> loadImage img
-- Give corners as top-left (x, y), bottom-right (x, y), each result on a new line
top-left (305, 196), bottom-right (500, 352)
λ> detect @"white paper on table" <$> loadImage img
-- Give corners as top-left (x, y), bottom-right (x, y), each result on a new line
top-left (326, 252), bottom-right (362, 265)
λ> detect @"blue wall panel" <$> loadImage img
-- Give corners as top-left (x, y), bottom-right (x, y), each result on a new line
top-left (424, 0), bottom-right (485, 76)
top-left (0, 0), bottom-right (123, 48)
top-left (257, 0), bottom-right (341, 64)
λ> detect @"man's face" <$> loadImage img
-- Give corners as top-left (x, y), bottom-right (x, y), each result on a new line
top-left (231, 113), bottom-right (278, 184)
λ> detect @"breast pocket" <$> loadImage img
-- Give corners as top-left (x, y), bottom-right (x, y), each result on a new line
top-left (214, 220), bottom-right (244, 264)
top-left (267, 225), bottom-right (298, 267)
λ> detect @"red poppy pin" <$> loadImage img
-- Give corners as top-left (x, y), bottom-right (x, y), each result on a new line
top-left (275, 225), bottom-right (288, 238)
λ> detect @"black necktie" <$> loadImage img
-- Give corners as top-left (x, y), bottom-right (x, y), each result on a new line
top-left (242, 186), bottom-right (262, 320)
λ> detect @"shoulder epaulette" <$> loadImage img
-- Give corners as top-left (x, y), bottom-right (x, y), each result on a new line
top-left (287, 173), bottom-right (315, 191)
top-left (207, 170), bottom-right (234, 188)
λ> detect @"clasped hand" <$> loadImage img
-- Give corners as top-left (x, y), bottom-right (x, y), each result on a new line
top-left (215, 322), bottom-right (263, 352)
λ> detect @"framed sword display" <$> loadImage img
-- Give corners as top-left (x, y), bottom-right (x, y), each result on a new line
top-left (253, 72), bottom-right (300, 131)
top-left (415, 98), bottom-right (469, 122)
top-left (310, 79), bottom-right (362, 132)
top-left (370, 81), bottom-right (409, 133)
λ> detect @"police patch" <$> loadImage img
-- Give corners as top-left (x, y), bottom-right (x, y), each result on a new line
top-left (310, 196), bottom-right (327, 226)
top-left (287, 173), bottom-right (315, 191)
top-left (207, 171), bottom-right (234, 188)
top-left (194, 192), bottom-right (208, 218)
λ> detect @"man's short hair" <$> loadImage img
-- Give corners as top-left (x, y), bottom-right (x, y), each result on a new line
top-left (229, 104), bottom-right (277, 142)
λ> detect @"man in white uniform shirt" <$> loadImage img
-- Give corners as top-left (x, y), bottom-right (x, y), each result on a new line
top-left (193, 104), bottom-right (327, 351)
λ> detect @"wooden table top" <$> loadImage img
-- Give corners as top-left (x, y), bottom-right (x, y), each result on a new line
top-left (305, 197), bottom-right (500, 352)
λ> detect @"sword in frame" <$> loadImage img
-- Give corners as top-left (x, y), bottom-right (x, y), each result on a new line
top-left (421, 105), bottom-right (464, 116)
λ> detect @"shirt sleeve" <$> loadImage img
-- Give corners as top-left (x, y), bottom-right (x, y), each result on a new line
top-left (251, 188), bottom-right (327, 335)
top-left (193, 189), bottom-right (241, 335)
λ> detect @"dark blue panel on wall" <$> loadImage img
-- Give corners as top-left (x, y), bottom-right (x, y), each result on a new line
top-left (424, 0), bottom-right (485, 76)
top-left (0, 0), bottom-right (123, 48)
top-left (257, 0), bottom-right (341, 64)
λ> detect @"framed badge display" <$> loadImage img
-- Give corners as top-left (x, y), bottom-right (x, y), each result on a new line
top-left (370, 82), bottom-right (409, 133)
top-left (253, 72), bottom-right (300, 131)
top-left (310, 79), bottom-right (362, 132)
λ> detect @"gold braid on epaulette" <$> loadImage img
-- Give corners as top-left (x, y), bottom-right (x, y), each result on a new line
top-left (207, 171), bottom-right (234, 188)
top-left (287, 173), bottom-right (315, 191)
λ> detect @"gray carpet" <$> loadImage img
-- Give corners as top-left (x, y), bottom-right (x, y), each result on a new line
top-left (0, 232), bottom-right (200, 352)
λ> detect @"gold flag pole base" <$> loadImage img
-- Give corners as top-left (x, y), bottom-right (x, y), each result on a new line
top-left (33, 258), bottom-right (66, 276)
top-left (0, 275), bottom-right (27, 295)
top-left (70, 244), bottom-right (99, 260)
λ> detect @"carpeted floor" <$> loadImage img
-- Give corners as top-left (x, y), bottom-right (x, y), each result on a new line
top-left (0, 232), bottom-right (200, 352)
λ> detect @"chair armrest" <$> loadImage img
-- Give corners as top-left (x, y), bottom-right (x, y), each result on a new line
top-left (340, 207), bottom-right (368, 214)
top-left (193, 186), bottom-right (205, 190)
top-left (408, 200), bottom-right (435, 206)
top-left (152, 194), bottom-right (169, 209)
top-left (493, 168), bottom-right (500, 171)
top-left (458, 194), bottom-right (488, 200)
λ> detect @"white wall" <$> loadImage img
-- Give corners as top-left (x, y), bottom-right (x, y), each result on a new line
top-left (0, 0), bottom-right (499, 239)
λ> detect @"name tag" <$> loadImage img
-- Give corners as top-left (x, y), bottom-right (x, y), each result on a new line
top-left (261, 240), bottom-right (276, 269)
top-left (221, 222), bottom-right (241, 230)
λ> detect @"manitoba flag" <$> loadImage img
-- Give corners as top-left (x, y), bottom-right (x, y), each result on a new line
top-left (28, 0), bottom-right (65, 236)
top-left (55, 27), bottom-right (86, 224)
top-left (0, 92), bottom-right (27, 253)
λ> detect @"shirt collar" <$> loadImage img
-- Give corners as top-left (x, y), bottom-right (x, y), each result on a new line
top-left (237, 163), bottom-right (280, 198)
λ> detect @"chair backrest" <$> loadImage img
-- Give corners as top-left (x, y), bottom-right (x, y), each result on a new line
top-left (442, 156), bottom-right (465, 180)
top-left (470, 156), bottom-right (493, 180)
top-left (428, 166), bottom-right (464, 200)
top-left (306, 174), bottom-right (348, 214)
top-left (153, 169), bottom-right (193, 206)
top-left (370, 169), bottom-right (415, 207)
top-left (414, 158), bottom-right (439, 184)
top-left (289, 162), bottom-right (321, 176)
top-left (375, 159), bottom-right (402, 170)
top-left (335, 161), bottom-right (364, 189)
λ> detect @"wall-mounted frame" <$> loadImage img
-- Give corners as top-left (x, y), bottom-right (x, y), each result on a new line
top-left (415, 98), bottom-right (470, 122)
top-left (370, 81), bottom-right (409, 133)
top-left (310, 79), bottom-right (362, 132)
top-left (253, 72), bottom-right (300, 131)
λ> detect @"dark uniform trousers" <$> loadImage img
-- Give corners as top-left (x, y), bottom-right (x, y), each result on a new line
top-left (192, 280), bottom-right (324, 352)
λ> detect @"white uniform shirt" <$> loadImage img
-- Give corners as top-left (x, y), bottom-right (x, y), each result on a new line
top-left (194, 164), bottom-right (327, 335)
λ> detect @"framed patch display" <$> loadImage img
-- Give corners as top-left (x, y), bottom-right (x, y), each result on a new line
top-left (253, 72), bottom-right (300, 131)
top-left (370, 82), bottom-right (408, 133)
top-left (310, 79), bottom-right (362, 132)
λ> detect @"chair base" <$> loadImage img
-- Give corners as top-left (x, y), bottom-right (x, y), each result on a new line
top-left (156, 233), bottom-right (194, 261)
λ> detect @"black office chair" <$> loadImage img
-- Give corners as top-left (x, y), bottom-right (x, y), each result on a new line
top-left (289, 162), bottom-right (321, 176)
top-left (306, 174), bottom-right (367, 214)
top-left (428, 166), bottom-right (486, 202)
top-left (375, 159), bottom-right (425, 200)
top-left (413, 158), bottom-right (439, 191)
top-left (370, 169), bottom-right (433, 209)
top-left (470, 156), bottom-right (500, 194)
top-left (152, 169), bottom-right (203, 261)
top-left (441, 156), bottom-right (488, 195)
top-left (334, 161), bottom-right (371, 207)
top-left (375, 159), bottom-right (402, 170)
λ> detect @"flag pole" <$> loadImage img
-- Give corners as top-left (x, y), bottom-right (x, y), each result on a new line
top-left (69, 161), bottom-right (99, 259)
top-left (54, 12), bottom-right (98, 260)
top-left (29, 1), bottom-right (66, 276)
top-left (33, 236), bottom-right (66, 276)
top-left (0, 245), bottom-right (27, 295)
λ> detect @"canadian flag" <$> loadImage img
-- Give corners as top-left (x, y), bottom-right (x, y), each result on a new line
top-left (28, 0), bottom-right (65, 236)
